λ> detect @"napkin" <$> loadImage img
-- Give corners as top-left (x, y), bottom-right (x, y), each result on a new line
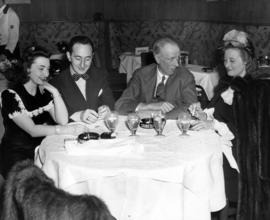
top-left (64, 138), bottom-right (144, 156)
top-left (69, 120), bottom-right (109, 135)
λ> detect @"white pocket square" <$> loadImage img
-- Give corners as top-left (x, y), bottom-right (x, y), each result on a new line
top-left (98, 89), bottom-right (103, 97)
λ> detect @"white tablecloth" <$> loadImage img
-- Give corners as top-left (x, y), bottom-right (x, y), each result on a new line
top-left (118, 53), bottom-right (219, 100)
top-left (186, 64), bottom-right (219, 100)
top-left (119, 52), bottom-right (141, 83)
top-left (35, 116), bottom-right (227, 220)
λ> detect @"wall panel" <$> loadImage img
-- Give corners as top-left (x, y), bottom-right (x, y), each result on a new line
top-left (9, 0), bottom-right (270, 25)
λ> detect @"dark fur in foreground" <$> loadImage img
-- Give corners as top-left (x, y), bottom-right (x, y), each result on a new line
top-left (1, 160), bottom-right (116, 220)
top-left (0, 174), bottom-right (5, 216)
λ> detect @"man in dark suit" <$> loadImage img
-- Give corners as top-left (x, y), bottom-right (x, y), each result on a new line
top-left (51, 36), bottom-right (114, 123)
top-left (115, 37), bottom-right (197, 119)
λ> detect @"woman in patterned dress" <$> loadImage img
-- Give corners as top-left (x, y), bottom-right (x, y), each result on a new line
top-left (0, 46), bottom-right (88, 177)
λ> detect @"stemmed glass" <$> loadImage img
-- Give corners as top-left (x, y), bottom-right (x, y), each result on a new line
top-left (152, 112), bottom-right (166, 136)
top-left (104, 111), bottom-right (119, 135)
top-left (126, 113), bottom-right (140, 136)
top-left (176, 111), bottom-right (192, 136)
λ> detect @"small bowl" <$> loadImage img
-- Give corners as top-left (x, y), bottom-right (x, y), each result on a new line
top-left (139, 118), bottom-right (154, 129)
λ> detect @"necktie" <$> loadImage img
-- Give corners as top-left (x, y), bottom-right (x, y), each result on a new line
top-left (155, 76), bottom-right (166, 101)
top-left (72, 73), bottom-right (89, 81)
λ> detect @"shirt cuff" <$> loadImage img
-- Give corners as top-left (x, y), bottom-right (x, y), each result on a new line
top-left (135, 103), bottom-right (144, 112)
top-left (70, 111), bottom-right (83, 122)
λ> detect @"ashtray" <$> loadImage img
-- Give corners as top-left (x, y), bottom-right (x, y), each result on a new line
top-left (100, 132), bottom-right (116, 139)
top-left (139, 118), bottom-right (154, 129)
top-left (78, 132), bottom-right (99, 143)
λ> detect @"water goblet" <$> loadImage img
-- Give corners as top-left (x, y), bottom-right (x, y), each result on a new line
top-left (126, 113), bottom-right (140, 136)
top-left (177, 111), bottom-right (191, 136)
top-left (153, 112), bottom-right (166, 136)
top-left (104, 111), bottom-right (119, 135)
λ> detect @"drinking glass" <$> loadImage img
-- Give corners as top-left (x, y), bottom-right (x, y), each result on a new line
top-left (153, 112), bottom-right (166, 136)
top-left (104, 111), bottom-right (119, 134)
top-left (177, 112), bottom-right (191, 136)
top-left (126, 113), bottom-right (140, 136)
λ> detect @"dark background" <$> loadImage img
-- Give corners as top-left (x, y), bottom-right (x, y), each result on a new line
top-left (11, 0), bottom-right (269, 24)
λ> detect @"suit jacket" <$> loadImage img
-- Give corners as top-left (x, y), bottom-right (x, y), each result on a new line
top-left (115, 63), bottom-right (197, 118)
top-left (50, 66), bottom-right (114, 117)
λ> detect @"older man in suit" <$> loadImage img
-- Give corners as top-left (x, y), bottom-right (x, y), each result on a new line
top-left (115, 37), bottom-right (197, 119)
top-left (51, 35), bottom-right (114, 123)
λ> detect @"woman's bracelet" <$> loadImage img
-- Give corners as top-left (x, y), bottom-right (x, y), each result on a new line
top-left (55, 125), bottom-right (61, 134)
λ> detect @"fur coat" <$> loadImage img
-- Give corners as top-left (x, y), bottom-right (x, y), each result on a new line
top-left (233, 77), bottom-right (270, 220)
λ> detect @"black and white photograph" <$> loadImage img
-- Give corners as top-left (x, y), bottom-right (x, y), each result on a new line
top-left (0, 1), bottom-right (269, 220)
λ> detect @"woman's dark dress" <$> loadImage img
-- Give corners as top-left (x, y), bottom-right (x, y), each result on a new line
top-left (0, 84), bottom-right (54, 177)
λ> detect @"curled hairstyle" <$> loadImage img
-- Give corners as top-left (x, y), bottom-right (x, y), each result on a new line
top-left (68, 35), bottom-right (94, 53)
top-left (3, 46), bottom-right (50, 86)
top-left (223, 41), bottom-right (257, 74)
top-left (221, 30), bottom-right (257, 74)
top-left (152, 37), bottom-right (179, 55)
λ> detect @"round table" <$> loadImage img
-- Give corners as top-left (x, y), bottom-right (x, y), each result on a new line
top-left (36, 116), bottom-right (227, 220)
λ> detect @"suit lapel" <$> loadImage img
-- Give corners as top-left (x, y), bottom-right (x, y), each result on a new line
top-left (165, 72), bottom-right (177, 94)
top-left (85, 66), bottom-right (99, 109)
top-left (144, 66), bottom-right (158, 102)
top-left (64, 71), bottom-right (88, 107)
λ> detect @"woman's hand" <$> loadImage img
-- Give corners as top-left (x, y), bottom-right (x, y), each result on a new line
top-left (41, 82), bottom-right (68, 125)
top-left (188, 102), bottom-right (207, 120)
top-left (191, 120), bottom-right (214, 131)
top-left (62, 124), bottom-right (89, 135)
top-left (40, 82), bottom-right (59, 98)
top-left (55, 124), bottom-right (89, 135)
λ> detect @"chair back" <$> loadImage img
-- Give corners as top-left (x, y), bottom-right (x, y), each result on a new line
top-left (180, 51), bottom-right (189, 65)
top-left (196, 85), bottom-right (209, 109)
top-left (141, 51), bottom-right (156, 66)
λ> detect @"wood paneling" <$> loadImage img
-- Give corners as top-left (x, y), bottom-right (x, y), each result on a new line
top-left (9, 0), bottom-right (270, 25)
top-left (12, 0), bottom-right (103, 22)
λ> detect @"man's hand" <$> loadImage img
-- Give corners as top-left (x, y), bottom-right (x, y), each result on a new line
top-left (138, 102), bottom-right (175, 113)
top-left (80, 109), bottom-right (99, 124)
top-left (98, 105), bottom-right (111, 119)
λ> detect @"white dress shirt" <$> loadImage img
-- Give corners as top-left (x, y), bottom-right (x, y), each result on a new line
top-left (74, 77), bottom-right (87, 99)
top-left (69, 72), bottom-right (87, 121)
top-left (136, 67), bottom-right (169, 111)
top-left (154, 67), bottom-right (169, 96)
